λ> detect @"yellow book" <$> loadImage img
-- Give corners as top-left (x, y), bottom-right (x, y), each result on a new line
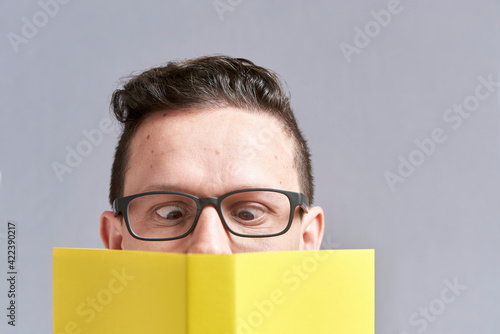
top-left (53, 248), bottom-right (374, 334)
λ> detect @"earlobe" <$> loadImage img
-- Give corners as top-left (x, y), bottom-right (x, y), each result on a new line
top-left (100, 211), bottom-right (123, 250)
top-left (300, 206), bottom-right (325, 250)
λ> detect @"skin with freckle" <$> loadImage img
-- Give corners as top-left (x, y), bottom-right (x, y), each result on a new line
top-left (101, 107), bottom-right (324, 253)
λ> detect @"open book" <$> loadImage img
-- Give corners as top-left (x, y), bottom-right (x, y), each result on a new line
top-left (53, 248), bottom-right (374, 333)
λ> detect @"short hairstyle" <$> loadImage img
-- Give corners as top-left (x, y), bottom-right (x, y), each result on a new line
top-left (109, 55), bottom-right (314, 206)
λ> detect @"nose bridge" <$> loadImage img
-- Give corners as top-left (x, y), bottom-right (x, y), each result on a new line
top-left (187, 197), bottom-right (231, 254)
top-left (197, 197), bottom-right (223, 223)
top-left (198, 197), bottom-right (219, 209)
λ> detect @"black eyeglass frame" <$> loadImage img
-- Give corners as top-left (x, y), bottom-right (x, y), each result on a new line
top-left (113, 188), bottom-right (309, 241)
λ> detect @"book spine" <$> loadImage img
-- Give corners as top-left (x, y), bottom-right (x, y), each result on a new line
top-left (187, 255), bottom-right (235, 334)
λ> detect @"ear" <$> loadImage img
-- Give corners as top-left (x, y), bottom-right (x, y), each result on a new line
top-left (100, 211), bottom-right (123, 250)
top-left (299, 206), bottom-right (325, 251)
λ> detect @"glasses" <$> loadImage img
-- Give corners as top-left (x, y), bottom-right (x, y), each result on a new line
top-left (113, 188), bottom-right (309, 241)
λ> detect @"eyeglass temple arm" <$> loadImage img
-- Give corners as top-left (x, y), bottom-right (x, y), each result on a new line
top-left (298, 193), bottom-right (309, 213)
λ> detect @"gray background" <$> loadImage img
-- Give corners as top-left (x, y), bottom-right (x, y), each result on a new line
top-left (1, 0), bottom-right (499, 333)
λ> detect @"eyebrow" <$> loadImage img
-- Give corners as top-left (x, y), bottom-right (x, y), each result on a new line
top-left (136, 183), bottom-right (276, 196)
top-left (139, 183), bottom-right (185, 193)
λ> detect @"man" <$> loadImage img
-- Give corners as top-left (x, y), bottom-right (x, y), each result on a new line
top-left (100, 55), bottom-right (324, 253)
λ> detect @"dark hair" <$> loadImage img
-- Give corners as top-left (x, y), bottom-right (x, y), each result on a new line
top-left (109, 55), bottom-right (314, 206)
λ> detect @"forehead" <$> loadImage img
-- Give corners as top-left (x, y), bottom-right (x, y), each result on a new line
top-left (124, 107), bottom-right (299, 196)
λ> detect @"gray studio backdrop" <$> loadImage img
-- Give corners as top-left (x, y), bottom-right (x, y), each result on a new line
top-left (1, 0), bottom-right (499, 333)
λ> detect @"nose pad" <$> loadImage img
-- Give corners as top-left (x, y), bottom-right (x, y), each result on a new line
top-left (186, 205), bottom-right (231, 254)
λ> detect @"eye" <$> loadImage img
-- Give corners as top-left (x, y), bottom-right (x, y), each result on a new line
top-left (237, 210), bottom-right (256, 221)
top-left (156, 205), bottom-right (186, 221)
top-left (231, 205), bottom-right (266, 223)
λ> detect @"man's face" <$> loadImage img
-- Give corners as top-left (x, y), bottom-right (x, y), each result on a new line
top-left (100, 107), bottom-right (323, 253)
